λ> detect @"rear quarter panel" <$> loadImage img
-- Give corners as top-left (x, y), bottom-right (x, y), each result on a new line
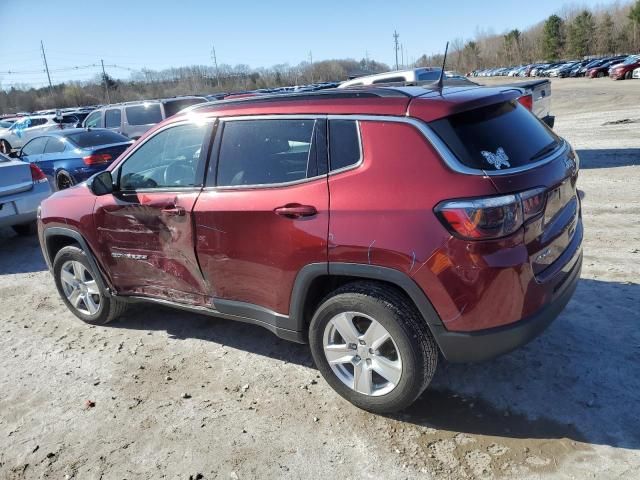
top-left (327, 120), bottom-right (506, 328)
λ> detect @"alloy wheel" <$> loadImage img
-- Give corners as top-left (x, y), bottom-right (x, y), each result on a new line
top-left (322, 311), bottom-right (403, 396)
top-left (60, 260), bottom-right (101, 315)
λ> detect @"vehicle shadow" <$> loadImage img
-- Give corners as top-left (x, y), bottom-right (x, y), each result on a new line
top-left (0, 228), bottom-right (48, 274)
top-left (110, 277), bottom-right (640, 450)
top-left (396, 278), bottom-right (640, 450)
top-left (115, 303), bottom-right (313, 367)
top-left (576, 148), bottom-right (640, 169)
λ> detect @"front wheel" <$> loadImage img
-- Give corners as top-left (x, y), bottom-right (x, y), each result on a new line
top-left (309, 282), bottom-right (438, 413)
top-left (53, 245), bottom-right (127, 325)
top-left (0, 140), bottom-right (11, 155)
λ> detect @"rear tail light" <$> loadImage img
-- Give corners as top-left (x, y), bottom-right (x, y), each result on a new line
top-left (83, 153), bottom-right (112, 165)
top-left (29, 163), bottom-right (47, 183)
top-left (517, 94), bottom-right (533, 111)
top-left (435, 187), bottom-right (547, 240)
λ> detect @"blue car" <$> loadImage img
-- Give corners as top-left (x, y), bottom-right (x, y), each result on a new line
top-left (18, 128), bottom-right (132, 190)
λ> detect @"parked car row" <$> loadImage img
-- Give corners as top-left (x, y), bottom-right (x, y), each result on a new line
top-left (471, 54), bottom-right (640, 80)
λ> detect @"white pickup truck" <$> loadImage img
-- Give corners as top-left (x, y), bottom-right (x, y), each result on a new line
top-left (339, 68), bottom-right (554, 128)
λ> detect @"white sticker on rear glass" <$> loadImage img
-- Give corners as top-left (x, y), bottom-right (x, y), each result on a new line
top-left (481, 147), bottom-right (511, 170)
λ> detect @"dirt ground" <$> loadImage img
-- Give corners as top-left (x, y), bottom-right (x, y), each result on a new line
top-left (1, 77), bottom-right (639, 480)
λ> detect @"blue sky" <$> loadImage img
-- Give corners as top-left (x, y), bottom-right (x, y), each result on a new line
top-left (1, 0), bottom-right (607, 88)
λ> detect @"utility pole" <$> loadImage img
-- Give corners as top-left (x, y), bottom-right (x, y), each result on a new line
top-left (308, 51), bottom-right (314, 83)
top-left (401, 44), bottom-right (404, 69)
top-left (101, 59), bottom-right (111, 104)
top-left (40, 40), bottom-right (53, 95)
top-left (211, 45), bottom-right (220, 87)
top-left (393, 30), bottom-right (400, 70)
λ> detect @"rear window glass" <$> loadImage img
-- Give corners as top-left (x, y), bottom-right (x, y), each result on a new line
top-left (68, 130), bottom-right (130, 148)
top-left (163, 98), bottom-right (206, 117)
top-left (329, 120), bottom-right (361, 171)
top-left (125, 104), bottom-right (163, 126)
top-left (417, 70), bottom-right (441, 81)
top-left (429, 101), bottom-right (560, 170)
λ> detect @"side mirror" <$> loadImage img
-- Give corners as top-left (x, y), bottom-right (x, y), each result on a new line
top-left (87, 170), bottom-right (114, 196)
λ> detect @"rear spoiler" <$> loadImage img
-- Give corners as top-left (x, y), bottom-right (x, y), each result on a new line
top-left (407, 87), bottom-right (522, 123)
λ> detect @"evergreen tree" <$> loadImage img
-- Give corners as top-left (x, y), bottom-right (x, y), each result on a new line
top-left (542, 15), bottom-right (565, 61)
top-left (567, 10), bottom-right (596, 57)
top-left (629, 0), bottom-right (640, 49)
top-left (596, 13), bottom-right (616, 55)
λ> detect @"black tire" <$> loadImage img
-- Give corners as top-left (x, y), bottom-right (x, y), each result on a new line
top-left (625, 71), bottom-right (632, 80)
top-left (56, 171), bottom-right (75, 190)
top-left (0, 140), bottom-right (11, 155)
top-left (11, 221), bottom-right (37, 236)
top-left (597, 72), bottom-right (605, 78)
top-left (53, 245), bottom-right (127, 325)
top-left (309, 281), bottom-right (438, 413)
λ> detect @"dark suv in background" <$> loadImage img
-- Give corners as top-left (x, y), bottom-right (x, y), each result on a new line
top-left (38, 85), bottom-right (582, 413)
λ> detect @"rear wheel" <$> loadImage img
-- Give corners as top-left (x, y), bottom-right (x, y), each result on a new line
top-left (625, 71), bottom-right (632, 80)
top-left (309, 282), bottom-right (438, 413)
top-left (53, 245), bottom-right (127, 325)
top-left (597, 71), bottom-right (605, 78)
top-left (11, 222), bottom-right (37, 236)
top-left (0, 140), bottom-right (11, 155)
top-left (56, 171), bottom-right (74, 190)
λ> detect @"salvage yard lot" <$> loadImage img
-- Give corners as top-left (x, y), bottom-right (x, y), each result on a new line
top-left (1, 77), bottom-right (639, 479)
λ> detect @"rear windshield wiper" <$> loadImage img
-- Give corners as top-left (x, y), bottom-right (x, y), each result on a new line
top-left (530, 141), bottom-right (559, 162)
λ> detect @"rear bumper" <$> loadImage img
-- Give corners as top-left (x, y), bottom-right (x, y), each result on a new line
top-left (431, 247), bottom-right (582, 363)
top-left (0, 181), bottom-right (51, 228)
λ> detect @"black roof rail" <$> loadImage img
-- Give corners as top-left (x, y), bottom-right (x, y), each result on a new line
top-left (190, 87), bottom-right (412, 112)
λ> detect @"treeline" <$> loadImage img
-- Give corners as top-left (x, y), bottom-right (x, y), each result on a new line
top-left (421, 0), bottom-right (640, 72)
top-left (0, 58), bottom-right (388, 114)
top-left (1, 0), bottom-right (639, 114)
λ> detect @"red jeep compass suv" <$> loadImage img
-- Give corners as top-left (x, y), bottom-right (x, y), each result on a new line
top-left (38, 85), bottom-right (582, 413)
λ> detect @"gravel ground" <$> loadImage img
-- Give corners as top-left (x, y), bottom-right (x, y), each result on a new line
top-left (1, 77), bottom-right (639, 479)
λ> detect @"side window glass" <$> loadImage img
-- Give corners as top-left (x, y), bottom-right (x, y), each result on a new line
top-left (216, 119), bottom-right (315, 187)
top-left (118, 123), bottom-right (207, 190)
top-left (28, 118), bottom-right (47, 128)
top-left (329, 120), bottom-right (361, 171)
top-left (85, 111), bottom-right (101, 128)
top-left (125, 104), bottom-right (163, 126)
top-left (372, 76), bottom-right (406, 84)
top-left (44, 137), bottom-right (66, 154)
top-left (105, 109), bottom-right (122, 129)
top-left (21, 137), bottom-right (48, 156)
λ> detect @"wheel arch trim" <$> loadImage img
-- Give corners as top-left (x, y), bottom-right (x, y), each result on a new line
top-left (42, 226), bottom-right (113, 297)
top-left (289, 262), bottom-right (444, 332)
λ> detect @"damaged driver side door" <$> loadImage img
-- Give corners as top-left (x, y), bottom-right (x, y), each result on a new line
top-left (93, 120), bottom-right (214, 304)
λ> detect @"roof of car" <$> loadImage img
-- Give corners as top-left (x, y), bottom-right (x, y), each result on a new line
top-left (188, 83), bottom-right (484, 112)
top-left (175, 83), bottom-right (520, 125)
top-left (42, 128), bottom-right (127, 138)
top-left (94, 96), bottom-right (207, 109)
